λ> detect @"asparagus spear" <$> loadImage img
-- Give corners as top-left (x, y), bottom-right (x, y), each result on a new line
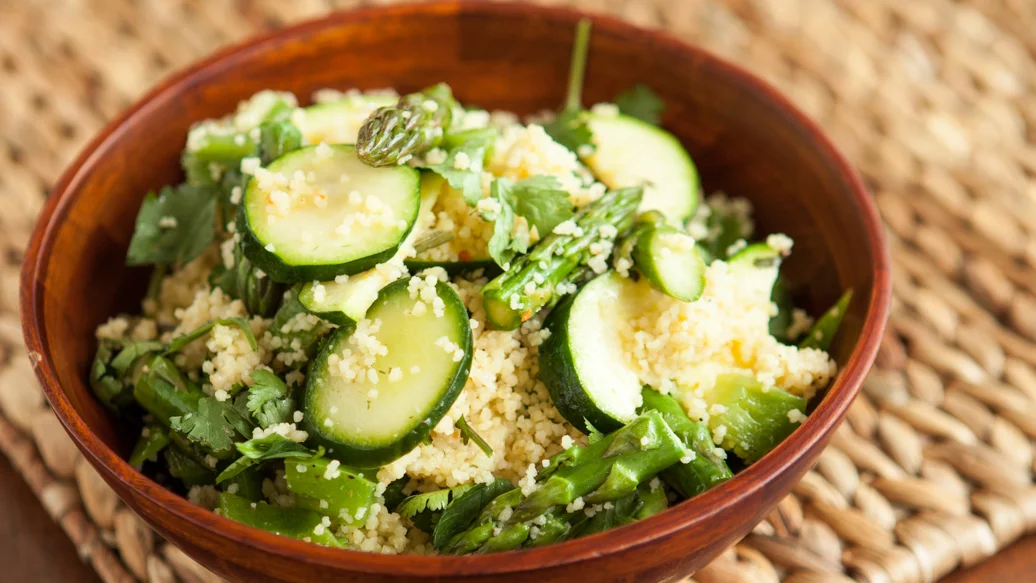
top-left (356, 83), bottom-right (460, 166)
top-left (708, 374), bottom-right (807, 462)
top-left (444, 410), bottom-right (685, 554)
top-left (799, 289), bottom-right (853, 352)
top-left (614, 211), bottom-right (706, 302)
top-left (640, 388), bottom-right (732, 498)
top-left (480, 186), bottom-right (642, 330)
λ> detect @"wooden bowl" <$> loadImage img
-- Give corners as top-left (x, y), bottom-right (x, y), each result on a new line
top-left (21, 2), bottom-right (890, 581)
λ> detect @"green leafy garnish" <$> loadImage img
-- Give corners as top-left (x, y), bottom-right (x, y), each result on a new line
top-left (126, 184), bottom-right (218, 268)
top-left (614, 84), bottom-right (665, 125)
top-left (481, 176), bottom-right (575, 269)
top-left (215, 433), bottom-right (319, 484)
top-left (544, 19), bottom-right (594, 155)
top-left (426, 132), bottom-right (493, 205)
top-left (165, 317), bottom-right (257, 354)
top-left (382, 477), bottom-right (411, 513)
top-left (89, 338), bottom-right (164, 411)
top-left (397, 484), bottom-right (475, 519)
top-left (456, 415), bottom-right (493, 458)
top-left (431, 478), bottom-right (515, 549)
top-left (170, 398), bottom-right (249, 458)
top-left (585, 418), bottom-right (605, 444)
top-left (245, 370), bottom-right (295, 428)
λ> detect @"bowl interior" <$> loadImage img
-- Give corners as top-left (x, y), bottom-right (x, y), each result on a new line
top-left (23, 3), bottom-right (888, 581)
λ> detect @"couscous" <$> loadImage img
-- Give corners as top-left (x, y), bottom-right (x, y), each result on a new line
top-left (89, 20), bottom-right (849, 555)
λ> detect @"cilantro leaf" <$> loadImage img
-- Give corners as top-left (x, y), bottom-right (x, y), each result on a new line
top-left (482, 179), bottom-right (526, 269)
top-left (245, 370), bottom-right (295, 428)
top-left (585, 418), bottom-right (605, 443)
top-left (170, 398), bottom-right (245, 458)
top-left (456, 415), bottom-right (493, 458)
top-left (397, 483), bottom-right (476, 533)
top-left (426, 135), bottom-right (491, 206)
top-left (511, 176), bottom-right (574, 236)
top-left (544, 109), bottom-right (594, 155)
top-left (165, 317), bottom-right (257, 354)
top-left (258, 120), bottom-right (303, 165)
top-left (614, 84), bottom-right (665, 125)
top-left (215, 433), bottom-right (318, 483)
top-left (126, 184), bottom-right (217, 267)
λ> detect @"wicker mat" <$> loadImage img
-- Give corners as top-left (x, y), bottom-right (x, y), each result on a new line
top-left (2, 0), bottom-right (1036, 581)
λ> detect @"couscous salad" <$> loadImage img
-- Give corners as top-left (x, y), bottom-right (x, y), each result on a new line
top-left (90, 21), bottom-right (849, 554)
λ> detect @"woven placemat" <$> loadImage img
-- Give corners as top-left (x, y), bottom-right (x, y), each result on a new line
top-left (2, 0), bottom-right (1036, 581)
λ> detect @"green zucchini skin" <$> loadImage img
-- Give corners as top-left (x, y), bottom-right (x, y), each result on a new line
top-left (237, 145), bottom-right (421, 284)
top-left (301, 278), bottom-right (473, 468)
top-left (238, 213), bottom-right (406, 284)
top-left (404, 259), bottom-right (501, 277)
top-left (539, 292), bottom-right (624, 434)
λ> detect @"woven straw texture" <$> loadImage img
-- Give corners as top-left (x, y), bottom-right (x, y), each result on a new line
top-left (2, 0), bottom-right (1036, 581)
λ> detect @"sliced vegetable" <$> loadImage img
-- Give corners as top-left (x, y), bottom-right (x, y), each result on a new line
top-left (539, 272), bottom-right (644, 433)
top-left (799, 289), bottom-right (853, 352)
top-left (285, 457), bottom-right (376, 526)
top-left (218, 493), bottom-right (342, 547)
top-left (356, 83), bottom-right (460, 166)
top-left (583, 112), bottom-right (699, 223)
top-left (707, 374), bottom-right (807, 463)
top-left (297, 173), bottom-right (443, 326)
top-left (640, 388), bottom-right (732, 497)
top-left (617, 211), bottom-right (706, 302)
top-left (302, 277), bottom-right (473, 467)
top-left (293, 94), bottom-right (397, 146)
top-left (480, 186), bottom-right (642, 331)
top-left (239, 144), bottom-right (421, 283)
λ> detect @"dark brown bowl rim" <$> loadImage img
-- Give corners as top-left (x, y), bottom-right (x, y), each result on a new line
top-left (21, 1), bottom-right (891, 577)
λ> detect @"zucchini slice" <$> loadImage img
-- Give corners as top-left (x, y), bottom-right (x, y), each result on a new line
top-left (302, 277), bottom-right (473, 467)
top-left (539, 272), bottom-right (644, 433)
top-left (584, 113), bottom-right (700, 223)
top-left (631, 225), bottom-right (706, 302)
top-left (298, 173), bottom-right (443, 326)
top-left (239, 144), bottom-right (421, 283)
top-left (293, 95), bottom-right (396, 145)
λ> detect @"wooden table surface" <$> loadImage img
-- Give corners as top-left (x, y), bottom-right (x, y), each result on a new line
top-left (0, 452), bottom-right (1027, 582)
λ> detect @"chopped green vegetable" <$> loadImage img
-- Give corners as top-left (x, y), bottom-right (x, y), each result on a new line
top-left (480, 185), bottom-right (642, 330)
top-left (614, 84), bottom-right (665, 126)
top-left (456, 415), bottom-right (494, 458)
top-left (382, 477), bottom-right (410, 512)
top-left (285, 457), bottom-right (376, 526)
top-left (432, 478), bottom-right (514, 549)
top-left (132, 356), bottom-right (204, 425)
top-left (89, 338), bottom-right (163, 411)
top-left (799, 289), bottom-right (853, 352)
top-left (209, 242), bottom-right (284, 318)
top-left (707, 374), bottom-right (807, 462)
top-left (357, 83), bottom-right (460, 166)
top-left (164, 445), bottom-right (215, 488)
top-left (126, 184), bottom-right (218, 268)
top-left (218, 493), bottom-right (343, 547)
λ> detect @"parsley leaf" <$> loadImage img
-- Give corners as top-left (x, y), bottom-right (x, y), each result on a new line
top-left (170, 398), bottom-right (245, 458)
top-left (510, 176), bottom-right (575, 236)
top-left (456, 415), bottom-right (493, 458)
top-left (215, 433), bottom-right (318, 484)
top-left (585, 418), bottom-right (605, 444)
top-left (426, 135), bottom-right (491, 205)
top-left (165, 317), bottom-right (257, 354)
top-left (397, 484), bottom-right (474, 519)
top-left (126, 184), bottom-right (217, 267)
top-left (245, 370), bottom-right (295, 428)
top-left (614, 84), bottom-right (665, 126)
